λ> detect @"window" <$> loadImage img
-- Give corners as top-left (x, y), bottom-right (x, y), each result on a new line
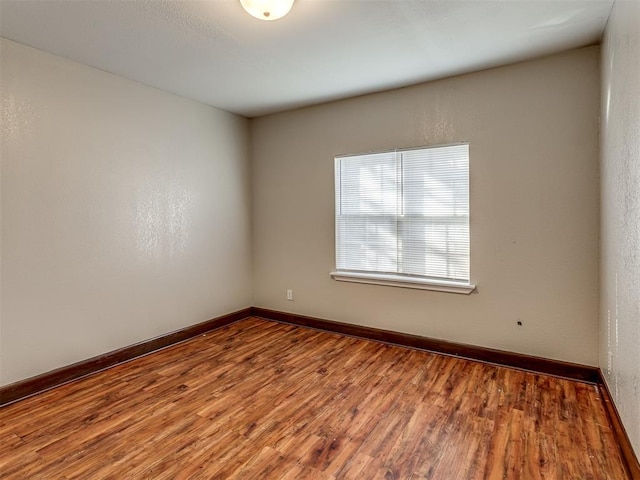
top-left (331, 143), bottom-right (474, 294)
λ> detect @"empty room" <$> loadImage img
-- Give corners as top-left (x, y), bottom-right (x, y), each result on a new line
top-left (1, 0), bottom-right (639, 478)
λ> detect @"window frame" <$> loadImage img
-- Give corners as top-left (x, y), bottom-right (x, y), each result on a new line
top-left (330, 143), bottom-right (476, 294)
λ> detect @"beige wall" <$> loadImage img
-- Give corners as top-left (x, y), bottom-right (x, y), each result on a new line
top-left (0, 39), bottom-right (252, 385)
top-left (0, 38), bottom-right (604, 387)
top-left (600, 0), bottom-right (640, 457)
top-left (251, 47), bottom-right (601, 366)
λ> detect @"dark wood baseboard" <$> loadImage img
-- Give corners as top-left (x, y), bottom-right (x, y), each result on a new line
top-left (0, 307), bottom-right (251, 407)
top-left (251, 307), bottom-right (601, 384)
top-left (597, 373), bottom-right (640, 479)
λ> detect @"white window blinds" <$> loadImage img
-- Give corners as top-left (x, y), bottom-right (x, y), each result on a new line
top-left (335, 143), bottom-right (470, 284)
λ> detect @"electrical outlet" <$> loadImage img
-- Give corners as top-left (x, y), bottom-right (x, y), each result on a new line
top-left (287, 289), bottom-right (293, 301)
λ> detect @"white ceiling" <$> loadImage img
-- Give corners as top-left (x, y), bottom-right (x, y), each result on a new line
top-left (0, 0), bottom-right (613, 117)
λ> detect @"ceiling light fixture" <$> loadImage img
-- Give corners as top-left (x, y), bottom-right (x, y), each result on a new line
top-left (240, 0), bottom-right (294, 21)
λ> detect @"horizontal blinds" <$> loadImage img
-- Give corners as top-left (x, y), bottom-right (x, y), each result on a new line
top-left (335, 144), bottom-right (469, 282)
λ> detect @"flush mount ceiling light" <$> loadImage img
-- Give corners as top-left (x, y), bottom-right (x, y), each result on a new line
top-left (240, 0), bottom-right (294, 21)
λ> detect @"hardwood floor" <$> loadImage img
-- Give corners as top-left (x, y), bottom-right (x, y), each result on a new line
top-left (0, 317), bottom-right (630, 479)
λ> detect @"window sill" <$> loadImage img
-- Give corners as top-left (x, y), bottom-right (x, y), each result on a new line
top-left (330, 271), bottom-right (476, 294)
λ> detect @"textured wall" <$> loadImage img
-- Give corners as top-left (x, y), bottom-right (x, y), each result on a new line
top-left (251, 47), bottom-right (601, 365)
top-left (600, 0), bottom-right (640, 458)
top-left (0, 39), bottom-right (252, 385)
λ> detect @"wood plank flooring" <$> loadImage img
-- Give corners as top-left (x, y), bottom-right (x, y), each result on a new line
top-left (0, 317), bottom-right (630, 479)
